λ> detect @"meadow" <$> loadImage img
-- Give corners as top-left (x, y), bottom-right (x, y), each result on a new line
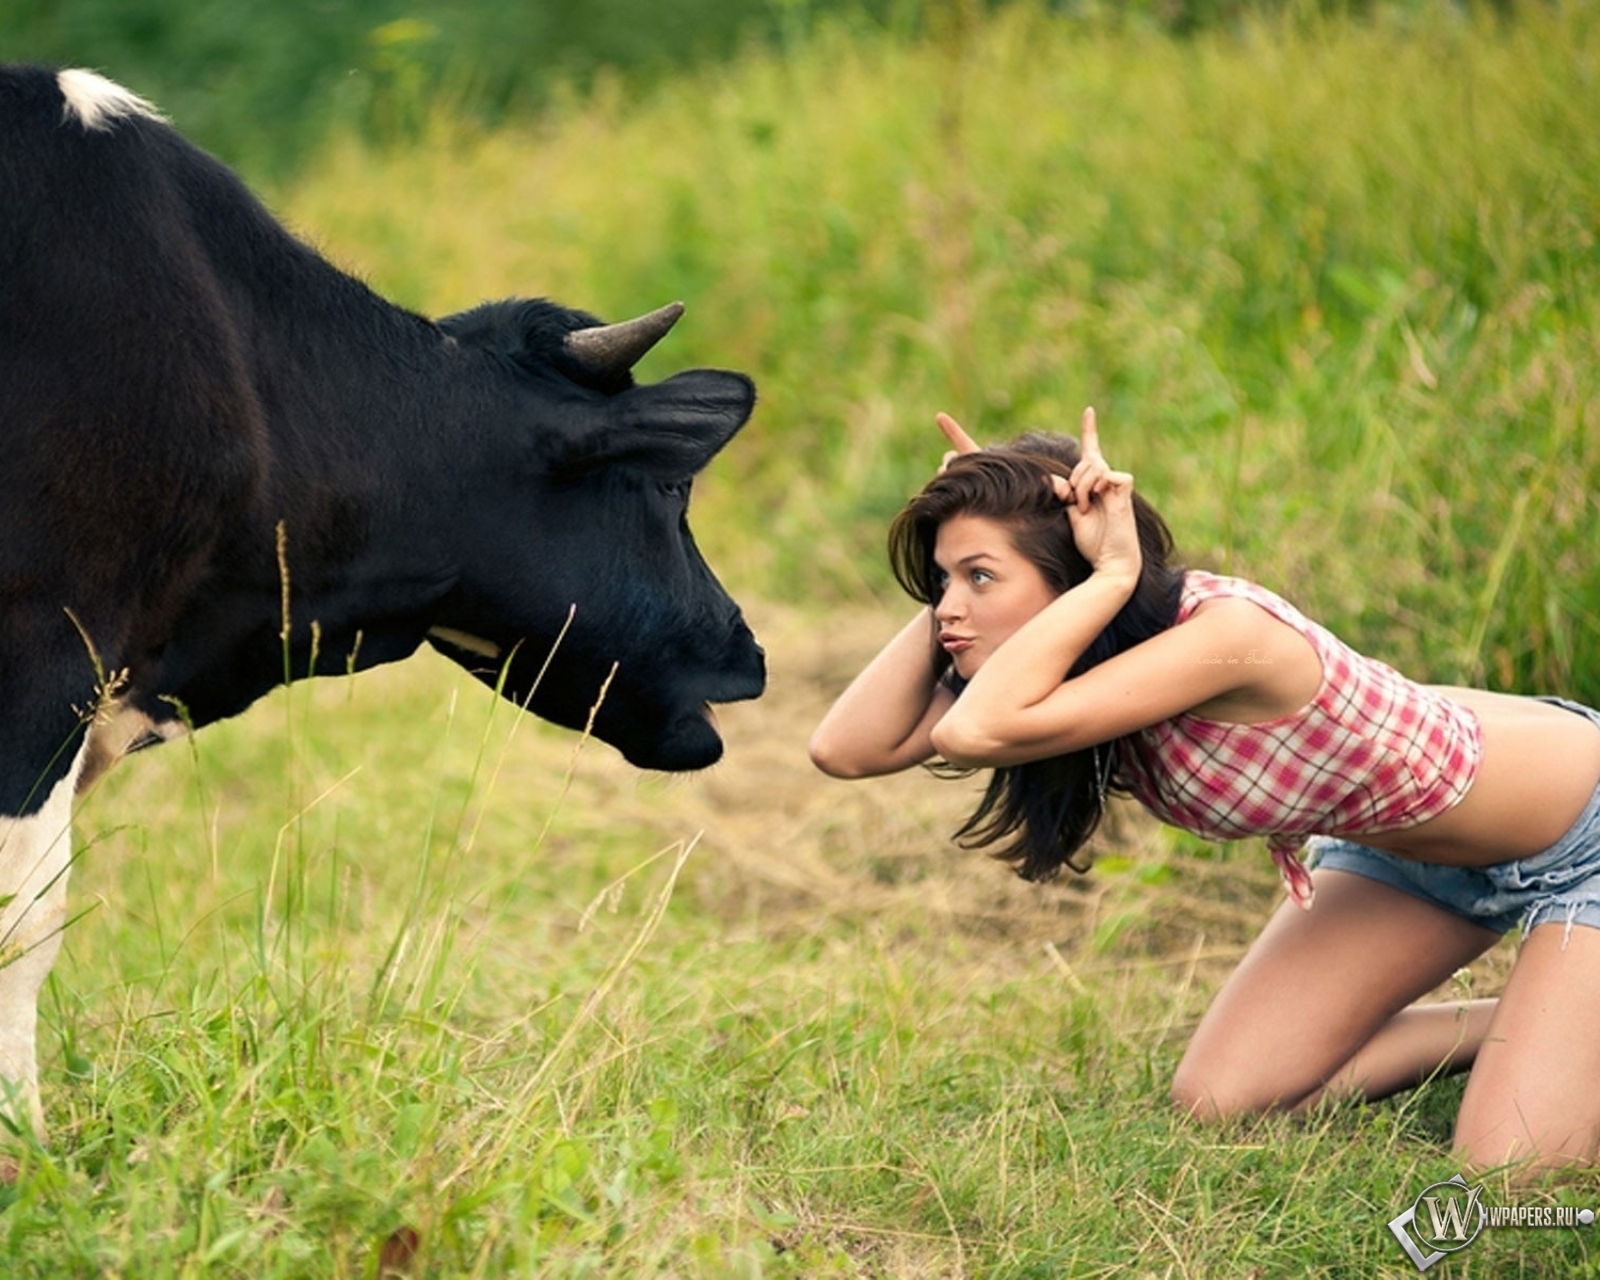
top-left (5, 2), bottom-right (1600, 1274)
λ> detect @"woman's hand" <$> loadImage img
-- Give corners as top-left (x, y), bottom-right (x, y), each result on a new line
top-left (935, 411), bottom-right (981, 472)
top-left (1052, 407), bottom-right (1141, 584)
top-left (935, 406), bottom-right (1141, 581)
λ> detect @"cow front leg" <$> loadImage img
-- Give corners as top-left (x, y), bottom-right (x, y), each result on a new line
top-left (0, 744), bottom-right (85, 1143)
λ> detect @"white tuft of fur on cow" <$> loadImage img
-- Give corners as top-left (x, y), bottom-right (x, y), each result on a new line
top-left (57, 68), bottom-right (165, 132)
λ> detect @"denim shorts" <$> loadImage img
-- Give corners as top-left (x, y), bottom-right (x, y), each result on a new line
top-left (1306, 697), bottom-right (1600, 939)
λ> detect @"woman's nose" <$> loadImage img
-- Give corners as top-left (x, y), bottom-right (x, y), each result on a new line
top-left (935, 586), bottom-right (964, 622)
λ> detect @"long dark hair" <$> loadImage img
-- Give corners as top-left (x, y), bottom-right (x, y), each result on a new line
top-left (887, 432), bottom-right (1184, 882)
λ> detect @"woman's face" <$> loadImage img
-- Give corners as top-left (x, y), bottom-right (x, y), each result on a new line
top-left (932, 514), bottom-right (1061, 679)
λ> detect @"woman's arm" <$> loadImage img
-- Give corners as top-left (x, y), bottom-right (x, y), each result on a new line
top-left (813, 407), bottom-right (1315, 775)
top-left (934, 593), bottom-right (1320, 768)
top-left (932, 409), bottom-right (1318, 767)
top-left (931, 406), bottom-right (1145, 764)
top-left (931, 570), bottom-right (1136, 765)
top-left (808, 609), bottom-right (957, 777)
top-left (809, 412), bottom-right (983, 779)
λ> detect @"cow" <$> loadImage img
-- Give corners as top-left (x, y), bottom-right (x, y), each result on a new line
top-left (0, 64), bottom-right (766, 1144)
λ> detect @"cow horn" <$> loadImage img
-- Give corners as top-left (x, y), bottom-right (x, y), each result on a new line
top-left (564, 301), bottom-right (685, 375)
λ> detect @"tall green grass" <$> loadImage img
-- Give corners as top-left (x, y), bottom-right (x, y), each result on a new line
top-left (7, 4), bottom-right (1600, 1275)
top-left (16, 635), bottom-right (1593, 1275)
top-left (287, 0), bottom-right (1600, 701)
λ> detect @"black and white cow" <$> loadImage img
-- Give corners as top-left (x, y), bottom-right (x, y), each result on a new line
top-left (0, 64), bottom-right (766, 1140)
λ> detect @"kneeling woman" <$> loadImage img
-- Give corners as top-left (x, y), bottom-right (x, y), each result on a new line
top-left (809, 409), bottom-right (1600, 1175)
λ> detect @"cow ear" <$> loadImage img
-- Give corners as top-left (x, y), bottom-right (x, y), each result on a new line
top-left (559, 370), bottom-right (756, 479)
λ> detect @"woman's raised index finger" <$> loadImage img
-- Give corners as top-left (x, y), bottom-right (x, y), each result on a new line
top-left (936, 412), bottom-right (982, 456)
top-left (1079, 405), bottom-right (1100, 458)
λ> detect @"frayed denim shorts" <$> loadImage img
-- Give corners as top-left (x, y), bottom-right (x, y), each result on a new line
top-left (1306, 697), bottom-right (1600, 939)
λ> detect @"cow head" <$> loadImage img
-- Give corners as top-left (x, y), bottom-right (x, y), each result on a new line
top-left (427, 298), bottom-right (766, 771)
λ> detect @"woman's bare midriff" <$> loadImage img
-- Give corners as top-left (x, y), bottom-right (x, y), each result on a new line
top-left (1346, 688), bottom-right (1600, 867)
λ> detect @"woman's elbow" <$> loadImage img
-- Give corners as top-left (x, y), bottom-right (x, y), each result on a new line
top-left (807, 728), bottom-right (871, 779)
top-left (929, 717), bottom-right (1002, 769)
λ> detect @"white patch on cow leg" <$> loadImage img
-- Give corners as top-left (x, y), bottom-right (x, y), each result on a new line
top-left (57, 68), bottom-right (165, 132)
top-left (0, 744), bottom-right (87, 1141)
top-left (79, 701), bottom-right (188, 794)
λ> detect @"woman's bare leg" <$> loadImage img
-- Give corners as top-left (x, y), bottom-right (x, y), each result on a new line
top-left (1294, 998), bottom-right (1499, 1110)
top-left (1172, 869), bottom-right (1501, 1118)
top-left (1453, 920), bottom-right (1600, 1175)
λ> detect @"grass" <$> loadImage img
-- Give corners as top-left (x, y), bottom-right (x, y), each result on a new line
top-left (283, 0), bottom-right (1600, 699)
top-left (6, 609), bottom-right (1590, 1276)
top-left (7, 1), bottom-right (1600, 1274)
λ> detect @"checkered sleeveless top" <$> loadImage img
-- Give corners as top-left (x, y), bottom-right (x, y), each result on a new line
top-left (1124, 571), bottom-right (1483, 907)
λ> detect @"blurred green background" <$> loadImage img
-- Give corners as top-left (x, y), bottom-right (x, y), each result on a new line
top-left (5, 0), bottom-right (921, 172)
top-left (3, 0), bottom-right (1450, 172)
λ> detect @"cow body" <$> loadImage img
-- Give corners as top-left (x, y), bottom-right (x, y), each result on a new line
top-left (0, 65), bottom-right (765, 1140)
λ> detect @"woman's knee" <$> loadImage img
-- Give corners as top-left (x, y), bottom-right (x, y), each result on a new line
top-left (1170, 1053), bottom-right (1303, 1120)
top-left (1170, 1069), bottom-right (1230, 1120)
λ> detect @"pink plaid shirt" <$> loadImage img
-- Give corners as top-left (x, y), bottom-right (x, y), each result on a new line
top-left (1125, 571), bottom-right (1483, 908)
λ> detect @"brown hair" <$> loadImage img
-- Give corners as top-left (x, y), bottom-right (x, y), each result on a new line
top-left (887, 432), bottom-right (1184, 881)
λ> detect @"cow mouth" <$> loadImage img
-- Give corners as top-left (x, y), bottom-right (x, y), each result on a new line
top-left (629, 645), bottom-right (763, 771)
top-left (621, 704), bottom-right (726, 772)
top-left (620, 678), bottom-right (761, 772)
top-left (436, 625), bottom-right (765, 773)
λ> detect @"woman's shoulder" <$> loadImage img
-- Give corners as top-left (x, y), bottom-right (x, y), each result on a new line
top-left (1176, 570), bottom-right (1333, 656)
top-left (1179, 569), bottom-right (1300, 618)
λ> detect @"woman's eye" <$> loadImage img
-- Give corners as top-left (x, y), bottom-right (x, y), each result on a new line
top-left (971, 569), bottom-right (994, 586)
